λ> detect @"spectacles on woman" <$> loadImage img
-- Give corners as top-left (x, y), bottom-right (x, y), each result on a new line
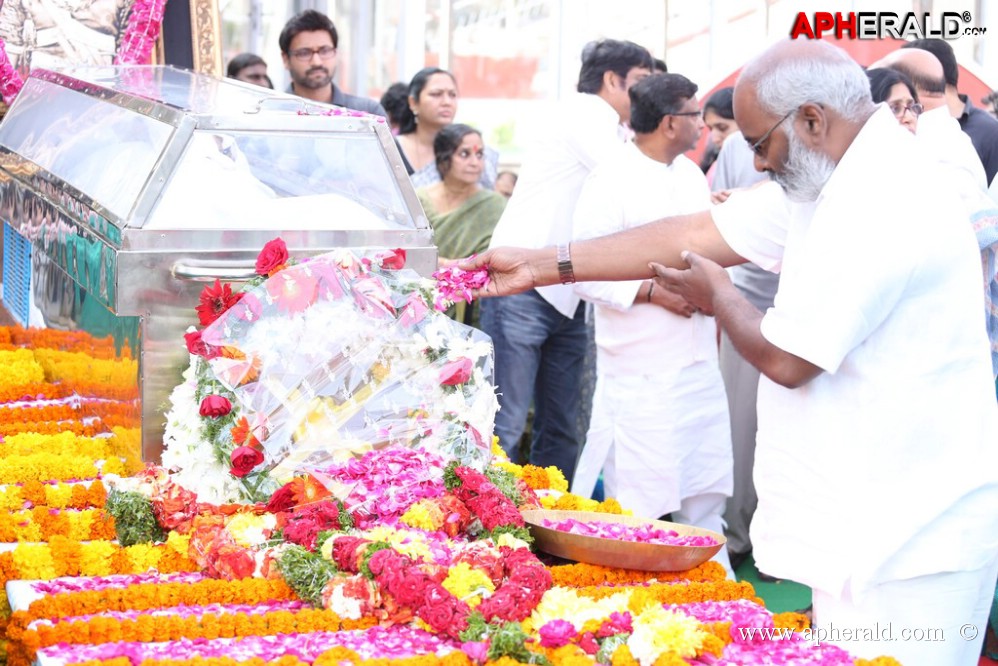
top-left (888, 101), bottom-right (923, 118)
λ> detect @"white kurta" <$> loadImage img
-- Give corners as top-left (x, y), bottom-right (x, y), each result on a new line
top-left (488, 93), bottom-right (628, 318)
top-left (571, 144), bottom-right (732, 519)
top-left (713, 106), bottom-right (998, 599)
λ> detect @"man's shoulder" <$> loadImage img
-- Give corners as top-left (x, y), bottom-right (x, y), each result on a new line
top-left (333, 87), bottom-right (388, 118)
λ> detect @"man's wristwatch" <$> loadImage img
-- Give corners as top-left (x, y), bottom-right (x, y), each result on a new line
top-left (557, 244), bottom-right (576, 285)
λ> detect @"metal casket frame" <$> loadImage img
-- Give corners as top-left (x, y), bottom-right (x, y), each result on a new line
top-left (0, 65), bottom-right (435, 463)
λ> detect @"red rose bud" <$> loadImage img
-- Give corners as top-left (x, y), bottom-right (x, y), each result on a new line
top-left (379, 248), bottom-right (406, 270)
top-left (439, 357), bottom-right (473, 386)
top-left (183, 330), bottom-right (221, 359)
top-left (256, 237), bottom-right (289, 276)
top-left (230, 445), bottom-right (265, 478)
top-left (199, 395), bottom-right (232, 418)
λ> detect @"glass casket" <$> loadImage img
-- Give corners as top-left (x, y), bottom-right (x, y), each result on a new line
top-left (0, 65), bottom-right (435, 462)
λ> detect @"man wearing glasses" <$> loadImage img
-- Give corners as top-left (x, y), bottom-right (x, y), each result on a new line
top-left (278, 10), bottom-right (387, 118)
top-left (465, 39), bottom-right (998, 665)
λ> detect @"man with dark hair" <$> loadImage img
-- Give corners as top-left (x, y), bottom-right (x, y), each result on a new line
top-left (570, 73), bottom-right (734, 576)
top-left (482, 39), bottom-right (653, 482)
top-left (904, 38), bottom-right (998, 185)
top-left (278, 9), bottom-right (386, 117)
top-left (379, 82), bottom-right (410, 133)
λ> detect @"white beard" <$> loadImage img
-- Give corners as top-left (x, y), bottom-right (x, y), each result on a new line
top-left (772, 128), bottom-right (836, 203)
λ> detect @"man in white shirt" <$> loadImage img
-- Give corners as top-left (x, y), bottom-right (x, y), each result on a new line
top-left (481, 39), bottom-right (653, 482)
top-left (570, 74), bottom-right (733, 575)
top-left (465, 40), bottom-right (998, 665)
top-left (874, 47), bottom-right (998, 383)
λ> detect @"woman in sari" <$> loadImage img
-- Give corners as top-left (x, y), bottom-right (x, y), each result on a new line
top-left (417, 123), bottom-right (506, 326)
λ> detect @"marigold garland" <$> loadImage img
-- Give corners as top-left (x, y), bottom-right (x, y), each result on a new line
top-left (10, 608), bottom-right (376, 666)
top-left (548, 561), bottom-right (726, 588)
top-left (0, 507), bottom-right (115, 542)
top-left (1, 431), bottom-right (134, 460)
top-left (9, 578), bottom-right (295, 634)
top-left (572, 579), bottom-right (763, 612)
top-left (0, 326), bottom-right (122, 358)
top-left (0, 452), bottom-right (128, 484)
top-left (31, 349), bottom-right (138, 387)
top-left (0, 480), bottom-right (106, 511)
top-left (0, 533), bottom-right (197, 610)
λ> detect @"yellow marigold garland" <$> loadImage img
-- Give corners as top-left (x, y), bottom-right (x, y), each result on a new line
top-left (0, 533), bottom-right (197, 614)
top-left (0, 507), bottom-right (114, 542)
top-left (0, 480), bottom-right (106, 511)
top-left (31, 349), bottom-right (137, 388)
top-left (0, 452), bottom-right (131, 484)
top-left (0, 349), bottom-right (45, 388)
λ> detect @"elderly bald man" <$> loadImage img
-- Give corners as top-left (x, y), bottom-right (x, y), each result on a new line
top-left (464, 39), bottom-right (998, 665)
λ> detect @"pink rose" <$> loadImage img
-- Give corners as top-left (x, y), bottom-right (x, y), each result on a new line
top-left (256, 237), bottom-right (289, 275)
top-left (199, 395), bottom-right (232, 418)
top-left (439, 358), bottom-right (474, 386)
top-left (539, 619), bottom-right (577, 648)
top-left (230, 445), bottom-right (264, 478)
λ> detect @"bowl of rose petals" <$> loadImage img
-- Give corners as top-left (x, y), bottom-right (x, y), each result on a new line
top-left (521, 509), bottom-right (725, 572)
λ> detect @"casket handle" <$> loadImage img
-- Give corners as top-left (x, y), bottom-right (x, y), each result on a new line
top-left (172, 260), bottom-right (258, 282)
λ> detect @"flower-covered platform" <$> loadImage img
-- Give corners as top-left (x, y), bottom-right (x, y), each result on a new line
top-left (0, 242), bottom-right (903, 666)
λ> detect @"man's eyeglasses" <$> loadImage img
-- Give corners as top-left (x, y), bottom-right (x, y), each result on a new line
top-left (669, 111), bottom-right (702, 118)
top-left (748, 107), bottom-right (798, 157)
top-left (290, 46), bottom-right (336, 61)
top-left (888, 101), bottom-right (923, 118)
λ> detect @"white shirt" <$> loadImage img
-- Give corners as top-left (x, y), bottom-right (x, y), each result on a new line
top-left (573, 144), bottom-right (716, 375)
top-left (570, 143), bottom-right (731, 516)
top-left (916, 104), bottom-right (987, 192)
top-left (488, 93), bottom-right (627, 317)
top-left (714, 106), bottom-right (998, 597)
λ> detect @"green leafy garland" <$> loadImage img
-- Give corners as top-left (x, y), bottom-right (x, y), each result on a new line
top-left (105, 489), bottom-right (166, 546)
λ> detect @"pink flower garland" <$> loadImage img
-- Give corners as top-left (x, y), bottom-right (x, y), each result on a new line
top-left (0, 36), bottom-right (24, 103)
top-left (114, 0), bottom-right (168, 66)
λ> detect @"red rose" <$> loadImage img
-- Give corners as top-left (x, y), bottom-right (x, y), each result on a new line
top-left (389, 571), bottom-right (434, 606)
top-left (579, 632), bottom-right (600, 655)
top-left (478, 589), bottom-right (519, 622)
top-left (501, 546), bottom-right (541, 575)
top-left (196, 279), bottom-right (243, 326)
top-left (199, 395), bottom-right (232, 418)
top-left (439, 358), bottom-right (473, 386)
top-left (509, 563), bottom-right (553, 595)
top-left (183, 330), bottom-right (220, 359)
top-left (331, 536), bottom-right (369, 572)
top-left (367, 548), bottom-right (407, 577)
top-left (418, 594), bottom-right (464, 634)
top-left (265, 484), bottom-right (298, 513)
top-left (230, 445), bottom-right (264, 478)
top-left (256, 238), bottom-right (289, 276)
top-left (378, 248), bottom-right (406, 270)
top-left (454, 467), bottom-right (495, 494)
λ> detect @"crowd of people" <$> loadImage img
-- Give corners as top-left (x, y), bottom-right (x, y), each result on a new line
top-left (222, 14), bottom-right (998, 664)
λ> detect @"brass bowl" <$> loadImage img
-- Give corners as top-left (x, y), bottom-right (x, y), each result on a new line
top-left (522, 509), bottom-right (725, 572)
